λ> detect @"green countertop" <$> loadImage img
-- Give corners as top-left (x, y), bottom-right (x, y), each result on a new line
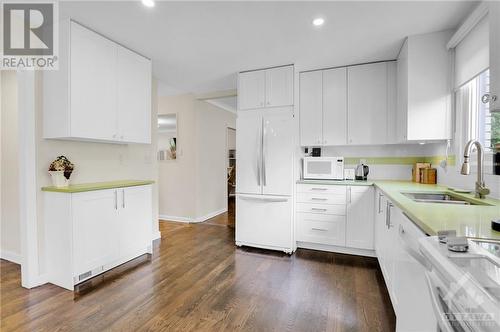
top-left (42, 180), bottom-right (154, 193)
top-left (373, 181), bottom-right (500, 241)
top-left (297, 179), bottom-right (500, 241)
top-left (297, 179), bottom-right (374, 186)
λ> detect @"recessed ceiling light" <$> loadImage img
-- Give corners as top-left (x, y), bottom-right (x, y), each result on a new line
top-left (142, 0), bottom-right (155, 8)
top-left (312, 18), bottom-right (325, 27)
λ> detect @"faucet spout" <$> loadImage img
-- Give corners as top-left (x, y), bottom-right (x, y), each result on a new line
top-left (461, 139), bottom-right (490, 198)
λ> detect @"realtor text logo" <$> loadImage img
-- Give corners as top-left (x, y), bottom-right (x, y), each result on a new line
top-left (1, 1), bottom-right (58, 69)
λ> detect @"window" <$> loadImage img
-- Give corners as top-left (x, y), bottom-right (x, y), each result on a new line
top-left (461, 69), bottom-right (500, 152)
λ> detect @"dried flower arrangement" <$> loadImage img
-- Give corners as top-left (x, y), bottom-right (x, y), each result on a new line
top-left (48, 156), bottom-right (74, 180)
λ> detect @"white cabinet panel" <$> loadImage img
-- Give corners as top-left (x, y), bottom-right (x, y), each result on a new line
top-left (296, 213), bottom-right (346, 246)
top-left (116, 45), bottom-right (152, 144)
top-left (296, 192), bottom-right (346, 205)
top-left (238, 70), bottom-right (266, 110)
top-left (346, 186), bottom-right (374, 249)
top-left (490, 1), bottom-right (500, 112)
top-left (323, 67), bottom-right (347, 145)
top-left (72, 189), bottom-right (119, 276)
top-left (299, 71), bottom-right (323, 146)
top-left (118, 186), bottom-right (152, 257)
top-left (236, 112), bottom-right (262, 195)
top-left (70, 22), bottom-right (117, 141)
top-left (266, 66), bottom-right (293, 107)
top-left (296, 203), bottom-right (346, 216)
top-left (347, 62), bottom-right (388, 145)
top-left (296, 183), bottom-right (346, 195)
top-left (262, 109), bottom-right (294, 195)
top-left (236, 195), bottom-right (292, 250)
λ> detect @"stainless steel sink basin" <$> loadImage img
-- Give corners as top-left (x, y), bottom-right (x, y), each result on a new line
top-left (402, 192), bottom-right (489, 206)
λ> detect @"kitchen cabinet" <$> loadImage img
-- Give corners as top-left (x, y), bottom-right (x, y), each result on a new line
top-left (44, 184), bottom-right (153, 290)
top-left (323, 68), bottom-right (348, 145)
top-left (396, 30), bottom-right (453, 142)
top-left (346, 186), bottom-right (374, 249)
top-left (238, 66), bottom-right (293, 110)
top-left (489, 1), bottom-right (500, 112)
top-left (299, 71), bottom-right (323, 145)
top-left (347, 62), bottom-right (388, 145)
top-left (44, 20), bottom-right (152, 144)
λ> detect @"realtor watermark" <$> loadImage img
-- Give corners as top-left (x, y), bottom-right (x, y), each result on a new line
top-left (1, 1), bottom-right (59, 70)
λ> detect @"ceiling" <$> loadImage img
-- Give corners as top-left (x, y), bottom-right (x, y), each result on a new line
top-left (60, 1), bottom-right (477, 95)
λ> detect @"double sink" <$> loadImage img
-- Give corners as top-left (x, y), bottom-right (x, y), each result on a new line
top-left (402, 192), bottom-right (492, 206)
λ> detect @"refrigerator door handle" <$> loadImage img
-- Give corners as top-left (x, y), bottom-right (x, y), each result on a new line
top-left (256, 126), bottom-right (261, 186)
top-left (262, 118), bottom-right (267, 186)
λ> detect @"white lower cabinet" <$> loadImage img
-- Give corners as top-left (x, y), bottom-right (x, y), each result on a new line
top-left (374, 188), bottom-right (436, 332)
top-left (45, 185), bottom-right (153, 290)
top-left (296, 184), bottom-right (374, 254)
top-left (346, 186), bottom-right (374, 250)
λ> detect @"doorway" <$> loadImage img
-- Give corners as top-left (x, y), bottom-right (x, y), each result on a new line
top-left (226, 127), bottom-right (236, 228)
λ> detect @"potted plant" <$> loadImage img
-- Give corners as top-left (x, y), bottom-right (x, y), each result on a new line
top-left (48, 156), bottom-right (74, 187)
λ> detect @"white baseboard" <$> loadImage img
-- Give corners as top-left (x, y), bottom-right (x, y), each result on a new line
top-left (296, 241), bottom-right (376, 258)
top-left (152, 230), bottom-right (161, 241)
top-left (0, 249), bottom-right (22, 265)
top-left (159, 208), bottom-right (227, 224)
top-left (159, 214), bottom-right (192, 223)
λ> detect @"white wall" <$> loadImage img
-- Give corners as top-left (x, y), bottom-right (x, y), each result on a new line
top-left (195, 101), bottom-right (236, 219)
top-left (35, 73), bottom-right (159, 274)
top-left (1, 71), bottom-right (21, 263)
top-left (157, 94), bottom-right (197, 220)
top-left (157, 94), bottom-right (236, 222)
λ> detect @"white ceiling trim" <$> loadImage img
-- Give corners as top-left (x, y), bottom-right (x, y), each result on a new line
top-left (447, 2), bottom-right (488, 49)
top-left (205, 99), bottom-right (237, 114)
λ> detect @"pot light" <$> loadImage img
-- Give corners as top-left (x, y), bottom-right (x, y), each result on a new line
top-left (142, 0), bottom-right (155, 7)
top-left (312, 18), bottom-right (325, 27)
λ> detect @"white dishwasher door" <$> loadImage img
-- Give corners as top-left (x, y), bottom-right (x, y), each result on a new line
top-left (235, 194), bottom-right (293, 253)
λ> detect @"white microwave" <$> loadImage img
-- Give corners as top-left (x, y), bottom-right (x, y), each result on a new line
top-left (303, 157), bottom-right (344, 180)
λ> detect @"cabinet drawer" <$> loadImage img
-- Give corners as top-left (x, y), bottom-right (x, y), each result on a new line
top-left (297, 184), bottom-right (347, 195)
top-left (296, 202), bottom-right (346, 215)
top-left (296, 192), bottom-right (346, 205)
top-left (297, 213), bottom-right (346, 246)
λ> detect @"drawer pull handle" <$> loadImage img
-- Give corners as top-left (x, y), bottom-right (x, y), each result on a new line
top-left (311, 208), bottom-right (327, 212)
top-left (311, 188), bottom-right (328, 191)
top-left (311, 198), bottom-right (328, 201)
top-left (311, 228), bottom-right (328, 232)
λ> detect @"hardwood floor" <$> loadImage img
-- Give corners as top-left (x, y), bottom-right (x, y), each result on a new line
top-left (0, 220), bottom-right (395, 331)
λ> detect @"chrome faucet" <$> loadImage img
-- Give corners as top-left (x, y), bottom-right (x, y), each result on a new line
top-left (461, 139), bottom-right (490, 198)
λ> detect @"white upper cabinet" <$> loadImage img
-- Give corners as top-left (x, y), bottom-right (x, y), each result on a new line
top-left (299, 71), bottom-right (323, 146)
top-left (323, 67), bottom-right (348, 145)
top-left (396, 30), bottom-right (453, 142)
top-left (116, 45), bottom-right (152, 144)
top-left (238, 65), bottom-right (293, 110)
top-left (238, 70), bottom-right (266, 110)
top-left (44, 20), bottom-right (152, 144)
top-left (70, 23), bottom-right (117, 141)
top-left (266, 66), bottom-right (294, 107)
top-left (347, 62), bottom-right (389, 145)
top-left (489, 1), bottom-right (500, 112)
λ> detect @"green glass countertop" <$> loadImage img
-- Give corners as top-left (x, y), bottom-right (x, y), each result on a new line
top-left (297, 179), bottom-right (500, 241)
top-left (41, 180), bottom-right (154, 193)
top-left (373, 181), bottom-right (500, 241)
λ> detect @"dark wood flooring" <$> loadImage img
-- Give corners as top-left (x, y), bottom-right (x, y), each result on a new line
top-left (0, 218), bottom-right (395, 331)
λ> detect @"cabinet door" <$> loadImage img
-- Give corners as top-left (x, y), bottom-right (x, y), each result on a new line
top-left (323, 67), bottom-right (347, 145)
top-left (299, 71), bottom-right (323, 146)
top-left (296, 213), bottom-right (346, 246)
top-left (238, 70), bottom-right (266, 110)
top-left (116, 45), bottom-right (152, 144)
top-left (72, 189), bottom-right (119, 276)
top-left (262, 108), bottom-right (294, 196)
top-left (118, 185), bottom-right (152, 257)
top-left (386, 62), bottom-right (398, 144)
top-left (490, 1), bottom-right (500, 112)
top-left (347, 62), bottom-right (388, 145)
top-left (396, 41), bottom-right (409, 142)
top-left (70, 22), bottom-right (117, 141)
top-left (236, 111), bottom-right (262, 195)
top-left (265, 66), bottom-right (293, 107)
top-left (346, 186), bottom-right (374, 249)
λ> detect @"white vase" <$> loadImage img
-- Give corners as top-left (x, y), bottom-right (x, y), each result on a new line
top-left (49, 171), bottom-right (69, 187)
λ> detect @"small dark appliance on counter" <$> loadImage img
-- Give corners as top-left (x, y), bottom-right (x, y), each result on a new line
top-left (355, 162), bottom-right (369, 181)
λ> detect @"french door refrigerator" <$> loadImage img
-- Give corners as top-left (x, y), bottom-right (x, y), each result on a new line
top-left (235, 107), bottom-right (294, 253)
